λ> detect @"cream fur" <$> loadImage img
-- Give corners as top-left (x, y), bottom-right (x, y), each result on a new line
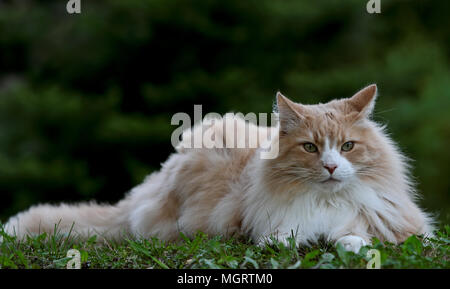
top-left (3, 84), bottom-right (434, 252)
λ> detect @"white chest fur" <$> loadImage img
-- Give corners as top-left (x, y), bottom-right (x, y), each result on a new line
top-left (243, 184), bottom-right (363, 245)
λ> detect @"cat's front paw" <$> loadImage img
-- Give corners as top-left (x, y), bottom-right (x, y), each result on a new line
top-left (335, 235), bottom-right (367, 253)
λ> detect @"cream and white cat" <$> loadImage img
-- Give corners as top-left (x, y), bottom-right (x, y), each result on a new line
top-left (4, 84), bottom-right (434, 253)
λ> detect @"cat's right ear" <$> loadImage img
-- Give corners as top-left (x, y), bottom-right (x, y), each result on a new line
top-left (276, 92), bottom-right (305, 134)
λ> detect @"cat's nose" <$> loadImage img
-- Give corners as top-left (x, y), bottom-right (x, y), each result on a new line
top-left (324, 164), bottom-right (337, 174)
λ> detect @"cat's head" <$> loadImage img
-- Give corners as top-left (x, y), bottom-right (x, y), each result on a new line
top-left (269, 84), bottom-right (391, 194)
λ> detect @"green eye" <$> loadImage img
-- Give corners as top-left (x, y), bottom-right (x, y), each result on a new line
top-left (341, 141), bottom-right (354, 152)
top-left (303, 142), bottom-right (318, 153)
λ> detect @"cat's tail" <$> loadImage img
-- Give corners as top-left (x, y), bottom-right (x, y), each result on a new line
top-left (3, 201), bottom-right (131, 242)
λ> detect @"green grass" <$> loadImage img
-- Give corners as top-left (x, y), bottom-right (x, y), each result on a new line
top-left (1, 225), bottom-right (449, 269)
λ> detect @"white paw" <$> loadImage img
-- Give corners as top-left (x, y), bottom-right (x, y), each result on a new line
top-left (335, 235), bottom-right (367, 253)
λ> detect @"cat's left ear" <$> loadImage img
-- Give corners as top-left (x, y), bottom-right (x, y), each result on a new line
top-left (276, 92), bottom-right (306, 134)
top-left (347, 84), bottom-right (378, 118)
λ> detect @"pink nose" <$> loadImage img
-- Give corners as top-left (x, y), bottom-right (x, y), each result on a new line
top-left (324, 164), bottom-right (337, 174)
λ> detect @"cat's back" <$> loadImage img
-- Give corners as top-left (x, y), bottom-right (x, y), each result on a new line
top-left (126, 115), bottom-right (273, 238)
top-left (173, 114), bottom-right (267, 188)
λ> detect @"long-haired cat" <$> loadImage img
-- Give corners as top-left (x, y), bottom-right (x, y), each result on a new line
top-left (3, 84), bottom-right (434, 253)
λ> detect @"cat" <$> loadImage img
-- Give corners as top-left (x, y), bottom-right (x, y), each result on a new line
top-left (3, 84), bottom-right (434, 253)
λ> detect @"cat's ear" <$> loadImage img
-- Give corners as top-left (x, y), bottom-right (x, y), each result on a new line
top-left (276, 92), bottom-right (305, 134)
top-left (346, 84), bottom-right (378, 118)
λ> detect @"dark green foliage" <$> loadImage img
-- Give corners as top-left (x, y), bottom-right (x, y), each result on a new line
top-left (0, 1), bottom-right (449, 224)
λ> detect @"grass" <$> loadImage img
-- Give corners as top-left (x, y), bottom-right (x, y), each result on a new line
top-left (0, 224), bottom-right (449, 269)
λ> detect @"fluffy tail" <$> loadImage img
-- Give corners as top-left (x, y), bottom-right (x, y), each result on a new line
top-left (3, 202), bottom-right (130, 241)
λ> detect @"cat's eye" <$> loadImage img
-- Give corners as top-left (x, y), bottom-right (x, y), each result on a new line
top-left (303, 142), bottom-right (318, 153)
top-left (341, 141), bottom-right (354, 152)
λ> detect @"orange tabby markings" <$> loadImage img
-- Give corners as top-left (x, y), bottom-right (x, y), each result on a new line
top-left (4, 84), bottom-right (434, 252)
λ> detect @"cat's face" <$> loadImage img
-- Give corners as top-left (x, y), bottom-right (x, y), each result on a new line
top-left (271, 85), bottom-right (382, 193)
